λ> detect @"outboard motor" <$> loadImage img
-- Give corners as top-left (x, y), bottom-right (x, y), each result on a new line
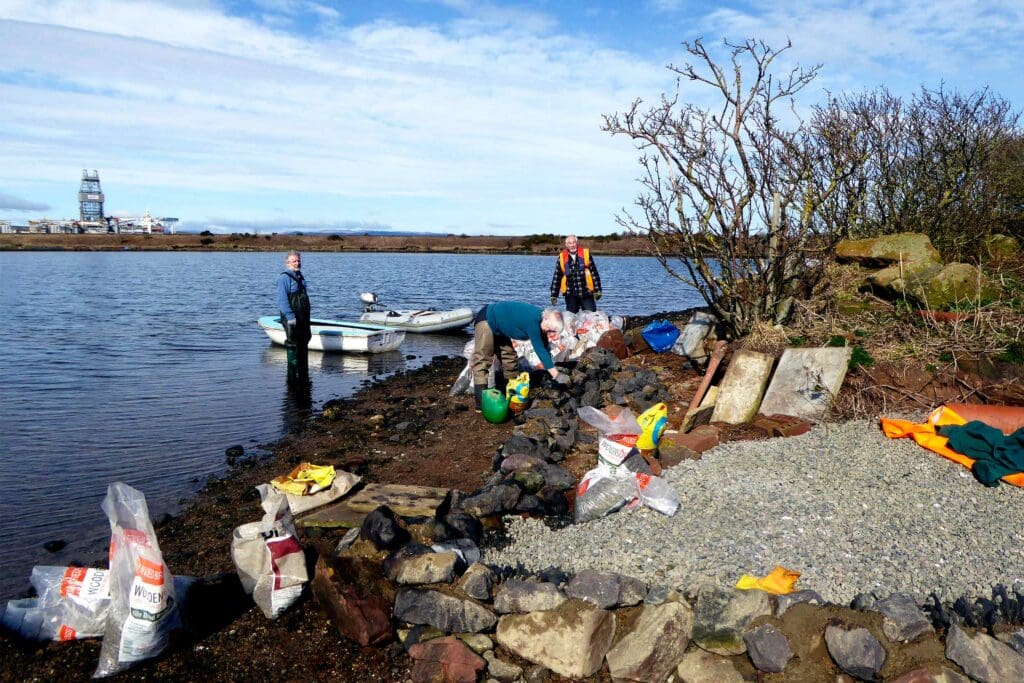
top-left (360, 292), bottom-right (381, 312)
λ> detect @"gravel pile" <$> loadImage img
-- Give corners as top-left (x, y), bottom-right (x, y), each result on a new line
top-left (484, 420), bottom-right (1024, 604)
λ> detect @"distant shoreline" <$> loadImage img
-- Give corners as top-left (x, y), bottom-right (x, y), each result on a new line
top-left (0, 233), bottom-right (656, 257)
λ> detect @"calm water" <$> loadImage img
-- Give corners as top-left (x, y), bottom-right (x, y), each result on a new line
top-left (0, 251), bottom-right (700, 598)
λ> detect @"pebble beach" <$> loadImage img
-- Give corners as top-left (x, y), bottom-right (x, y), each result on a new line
top-left (486, 419), bottom-right (1024, 604)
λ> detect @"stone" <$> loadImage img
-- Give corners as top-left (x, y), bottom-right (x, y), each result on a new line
top-left (537, 463), bottom-right (575, 490)
top-left (311, 556), bottom-right (392, 647)
top-left (916, 262), bottom-right (1000, 310)
top-left (743, 623), bottom-right (793, 673)
top-left (358, 505), bottom-right (410, 551)
top-left (495, 601), bottom-right (616, 679)
top-left (983, 233), bottom-right (1020, 261)
top-left (710, 349), bottom-right (775, 424)
top-left (836, 232), bottom-right (942, 266)
top-left (512, 470), bottom-right (545, 493)
top-left (606, 601), bottom-right (694, 682)
top-left (825, 624), bottom-right (887, 681)
top-left (644, 585), bottom-right (683, 606)
top-left (890, 666), bottom-right (970, 683)
top-left (596, 328), bottom-right (631, 359)
top-left (875, 592), bottom-right (934, 642)
top-left (564, 570), bottom-right (620, 609)
top-left (945, 623), bottom-right (1024, 682)
top-left (402, 624), bottom-right (447, 651)
top-left (618, 575), bottom-right (649, 607)
top-left (387, 550), bottom-right (459, 586)
top-left (456, 632), bottom-right (493, 654)
top-left (999, 628), bottom-right (1024, 656)
top-left (409, 635), bottom-right (486, 683)
top-left (493, 578), bottom-right (567, 613)
top-left (394, 589), bottom-right (497, 633)
top-left (775, 589), bottom-right (825, 617)
top-left (758, 347), bottom-right (853, 422)
top-left (483, 650), bottom-right (522, 683)
top-left (457, 563), bottom-right (495, 601)
top-left (675, 647), bottom-right (746, 683)
top-left (673, 311), bottom-right (716, 360)
top-left (460, 484), bottom-right (522, 517)
top-left (691, 585), bottom-right (771, 655)
top-left (499, 453), bottom-right (548, 474)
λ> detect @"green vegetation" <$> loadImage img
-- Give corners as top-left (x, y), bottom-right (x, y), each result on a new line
top-left (849, 346), bottom-right (875, 369)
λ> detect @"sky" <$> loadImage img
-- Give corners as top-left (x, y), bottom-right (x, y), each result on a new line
top-left (1, 1), bottom-right (1022, 235)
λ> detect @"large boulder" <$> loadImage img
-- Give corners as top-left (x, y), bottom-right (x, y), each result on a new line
top-left (311, 556), bottom-right (392, 647)
top-left (913, 262), bottom-right (1000, 310)
top-left (946, 624), bottom-right (1024, 682)
top-left (605, 601), bottom-right (694, 682)
top-left (836, 232), bottom-right (942, 267)
top-left (408, 635), bottom-right (485, 683)
top-left (495, 601), bottom-right (616, 679)
top-left (393, 588), bottom-right (497, 633)
top-left (691, 585), bottom-right (771, 655)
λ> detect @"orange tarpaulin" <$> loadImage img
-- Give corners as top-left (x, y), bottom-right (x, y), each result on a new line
top-left (881, 406), bottom-right (1024, 488)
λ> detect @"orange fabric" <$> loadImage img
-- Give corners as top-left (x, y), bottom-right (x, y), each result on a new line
top-left (558, 248), bottom-right (594, 294)
top-left (880, 407), bottom-right (1024, 487)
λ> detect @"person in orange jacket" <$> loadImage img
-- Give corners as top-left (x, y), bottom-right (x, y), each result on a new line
top-left (550, 234), bottom-right (602, 313)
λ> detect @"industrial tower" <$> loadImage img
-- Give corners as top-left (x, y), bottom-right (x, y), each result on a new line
top-left (78, 169), bottom-right (104, 222)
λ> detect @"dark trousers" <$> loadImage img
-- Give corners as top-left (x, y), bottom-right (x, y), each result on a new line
top-left (565, 293), bottom-right (597, 314)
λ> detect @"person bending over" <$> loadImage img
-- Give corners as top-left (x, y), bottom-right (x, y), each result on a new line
top-left (471, 301), bottom-right (564, 409)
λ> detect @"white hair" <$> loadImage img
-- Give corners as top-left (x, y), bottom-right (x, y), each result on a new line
top-left (542, 308), bottom-right (564, 334)
top-left (284, 250), bottom-right (301, 264)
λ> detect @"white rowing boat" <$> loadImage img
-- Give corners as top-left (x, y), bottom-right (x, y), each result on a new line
top-left (358, 292), bottom-right (473, 333)
top-left (257, 316), bottom-right (406, 353)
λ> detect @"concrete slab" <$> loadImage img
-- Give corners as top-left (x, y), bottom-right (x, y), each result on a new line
top-left (296, 482), bottom-right (450, 529)
top-left (758, 347), bottom-right (852, 422)
top-left (672, 311), bottom-right (716, 360)
top-left (709, 350), bottom-right (775, 424)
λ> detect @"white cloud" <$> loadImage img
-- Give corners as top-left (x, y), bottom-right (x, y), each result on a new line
top-left (0, 0), bottom-right (1021, 232)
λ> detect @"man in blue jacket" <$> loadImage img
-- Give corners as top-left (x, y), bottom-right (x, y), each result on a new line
top-left (276, 251), bottom-right (311, 380)
top-left (471, 301), bottom-right (565, 410)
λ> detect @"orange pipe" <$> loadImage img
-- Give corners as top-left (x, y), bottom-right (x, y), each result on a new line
top-left (945, 403), bottom-right (1024, 435)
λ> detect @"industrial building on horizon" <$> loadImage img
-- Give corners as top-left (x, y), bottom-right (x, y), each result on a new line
top-left (0, 170), bottom-right (178, 235)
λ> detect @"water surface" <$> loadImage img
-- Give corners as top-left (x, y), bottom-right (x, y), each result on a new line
top-left (0, 251), bottom-right (700, 598)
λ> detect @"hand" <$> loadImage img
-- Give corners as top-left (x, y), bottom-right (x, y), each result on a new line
top-left (594, 291), bottom-right (602, 301)
top-left (550, 296), bottom-right (558, 306)
top-left (548, 367), bottom-right (560, 379)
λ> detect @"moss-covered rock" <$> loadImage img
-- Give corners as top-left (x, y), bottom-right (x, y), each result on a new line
top-left (983, 234), bottom-right (1020, 262)
top-left (836, 232), bottom-right (942, 267)
top-left (911, 262), bottom-right (1000, 310)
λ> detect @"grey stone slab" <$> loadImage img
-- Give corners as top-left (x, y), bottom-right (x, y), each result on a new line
top-left (758, 347), bottom-right (852, 422)
top-left (710, 350), bottom-right (775, 425)
top-left (673, 311), bottom-right (716, 360)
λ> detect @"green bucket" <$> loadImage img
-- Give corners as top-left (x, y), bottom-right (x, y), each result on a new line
top-left (481, 388), bottom-right (510, 424)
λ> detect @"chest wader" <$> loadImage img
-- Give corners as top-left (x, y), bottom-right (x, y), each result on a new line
top-left (281, 273), bottom-right (311, 375)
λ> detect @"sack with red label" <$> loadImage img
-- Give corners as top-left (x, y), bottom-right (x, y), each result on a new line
top-left (577, 405), bottom-right (642, 475)
top-left (231, 485), bottom-right (308, 619)
top-left (94, 483), bottom-right (179, 678)
top-left (633, 472), bottom-right (680, 516)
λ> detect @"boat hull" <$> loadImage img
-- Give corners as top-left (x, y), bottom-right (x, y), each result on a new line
top-left (258, 317), bottom-right (405, 353)
top-left (358, 307), bottom-right (474, 333)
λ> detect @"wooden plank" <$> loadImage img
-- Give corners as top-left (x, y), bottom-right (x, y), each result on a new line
top-left (296, 482), bottom-right (450, 529)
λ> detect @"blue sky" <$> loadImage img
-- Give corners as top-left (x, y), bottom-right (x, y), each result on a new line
top-left (1, 0), bottom-right (1022, 235)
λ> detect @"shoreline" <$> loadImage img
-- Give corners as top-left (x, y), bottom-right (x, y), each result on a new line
top-left (0, 233), bottom-right (656, 256)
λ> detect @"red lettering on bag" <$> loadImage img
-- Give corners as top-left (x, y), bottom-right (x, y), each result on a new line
top-left (136, 557), bottom-right (164, 586)
top-left (636, 473), bottom-right (651, 488)
top-left (60, 567), bottom-right (88, 597)
top-left (123, 529), bottom-right (150, 547)
top-left (58, 625), bottom-right (77, 641)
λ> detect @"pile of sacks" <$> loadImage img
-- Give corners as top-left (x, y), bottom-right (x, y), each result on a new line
top-left (575, 405), bottom-right (680, 523)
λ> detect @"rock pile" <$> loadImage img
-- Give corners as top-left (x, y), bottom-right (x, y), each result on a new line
top-left (317, 501), bottom-right (1024, 681)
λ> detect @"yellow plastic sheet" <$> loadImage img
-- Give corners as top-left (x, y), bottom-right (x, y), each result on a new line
top-left (270, 463), bottom-right (336, 496)
top-left (735, 566), bottom-right (801, 595)
top-left (880, 406), bottom-right (1024, 488)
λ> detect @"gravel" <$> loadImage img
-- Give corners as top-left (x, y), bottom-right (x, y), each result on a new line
top-left (484, 420), bottom-right (1024, 604)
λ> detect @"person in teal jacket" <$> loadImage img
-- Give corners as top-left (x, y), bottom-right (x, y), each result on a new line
top-left (471, 301), bottom-right (564, 409)
top-left (276, 251), bottom-right (311, 381)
